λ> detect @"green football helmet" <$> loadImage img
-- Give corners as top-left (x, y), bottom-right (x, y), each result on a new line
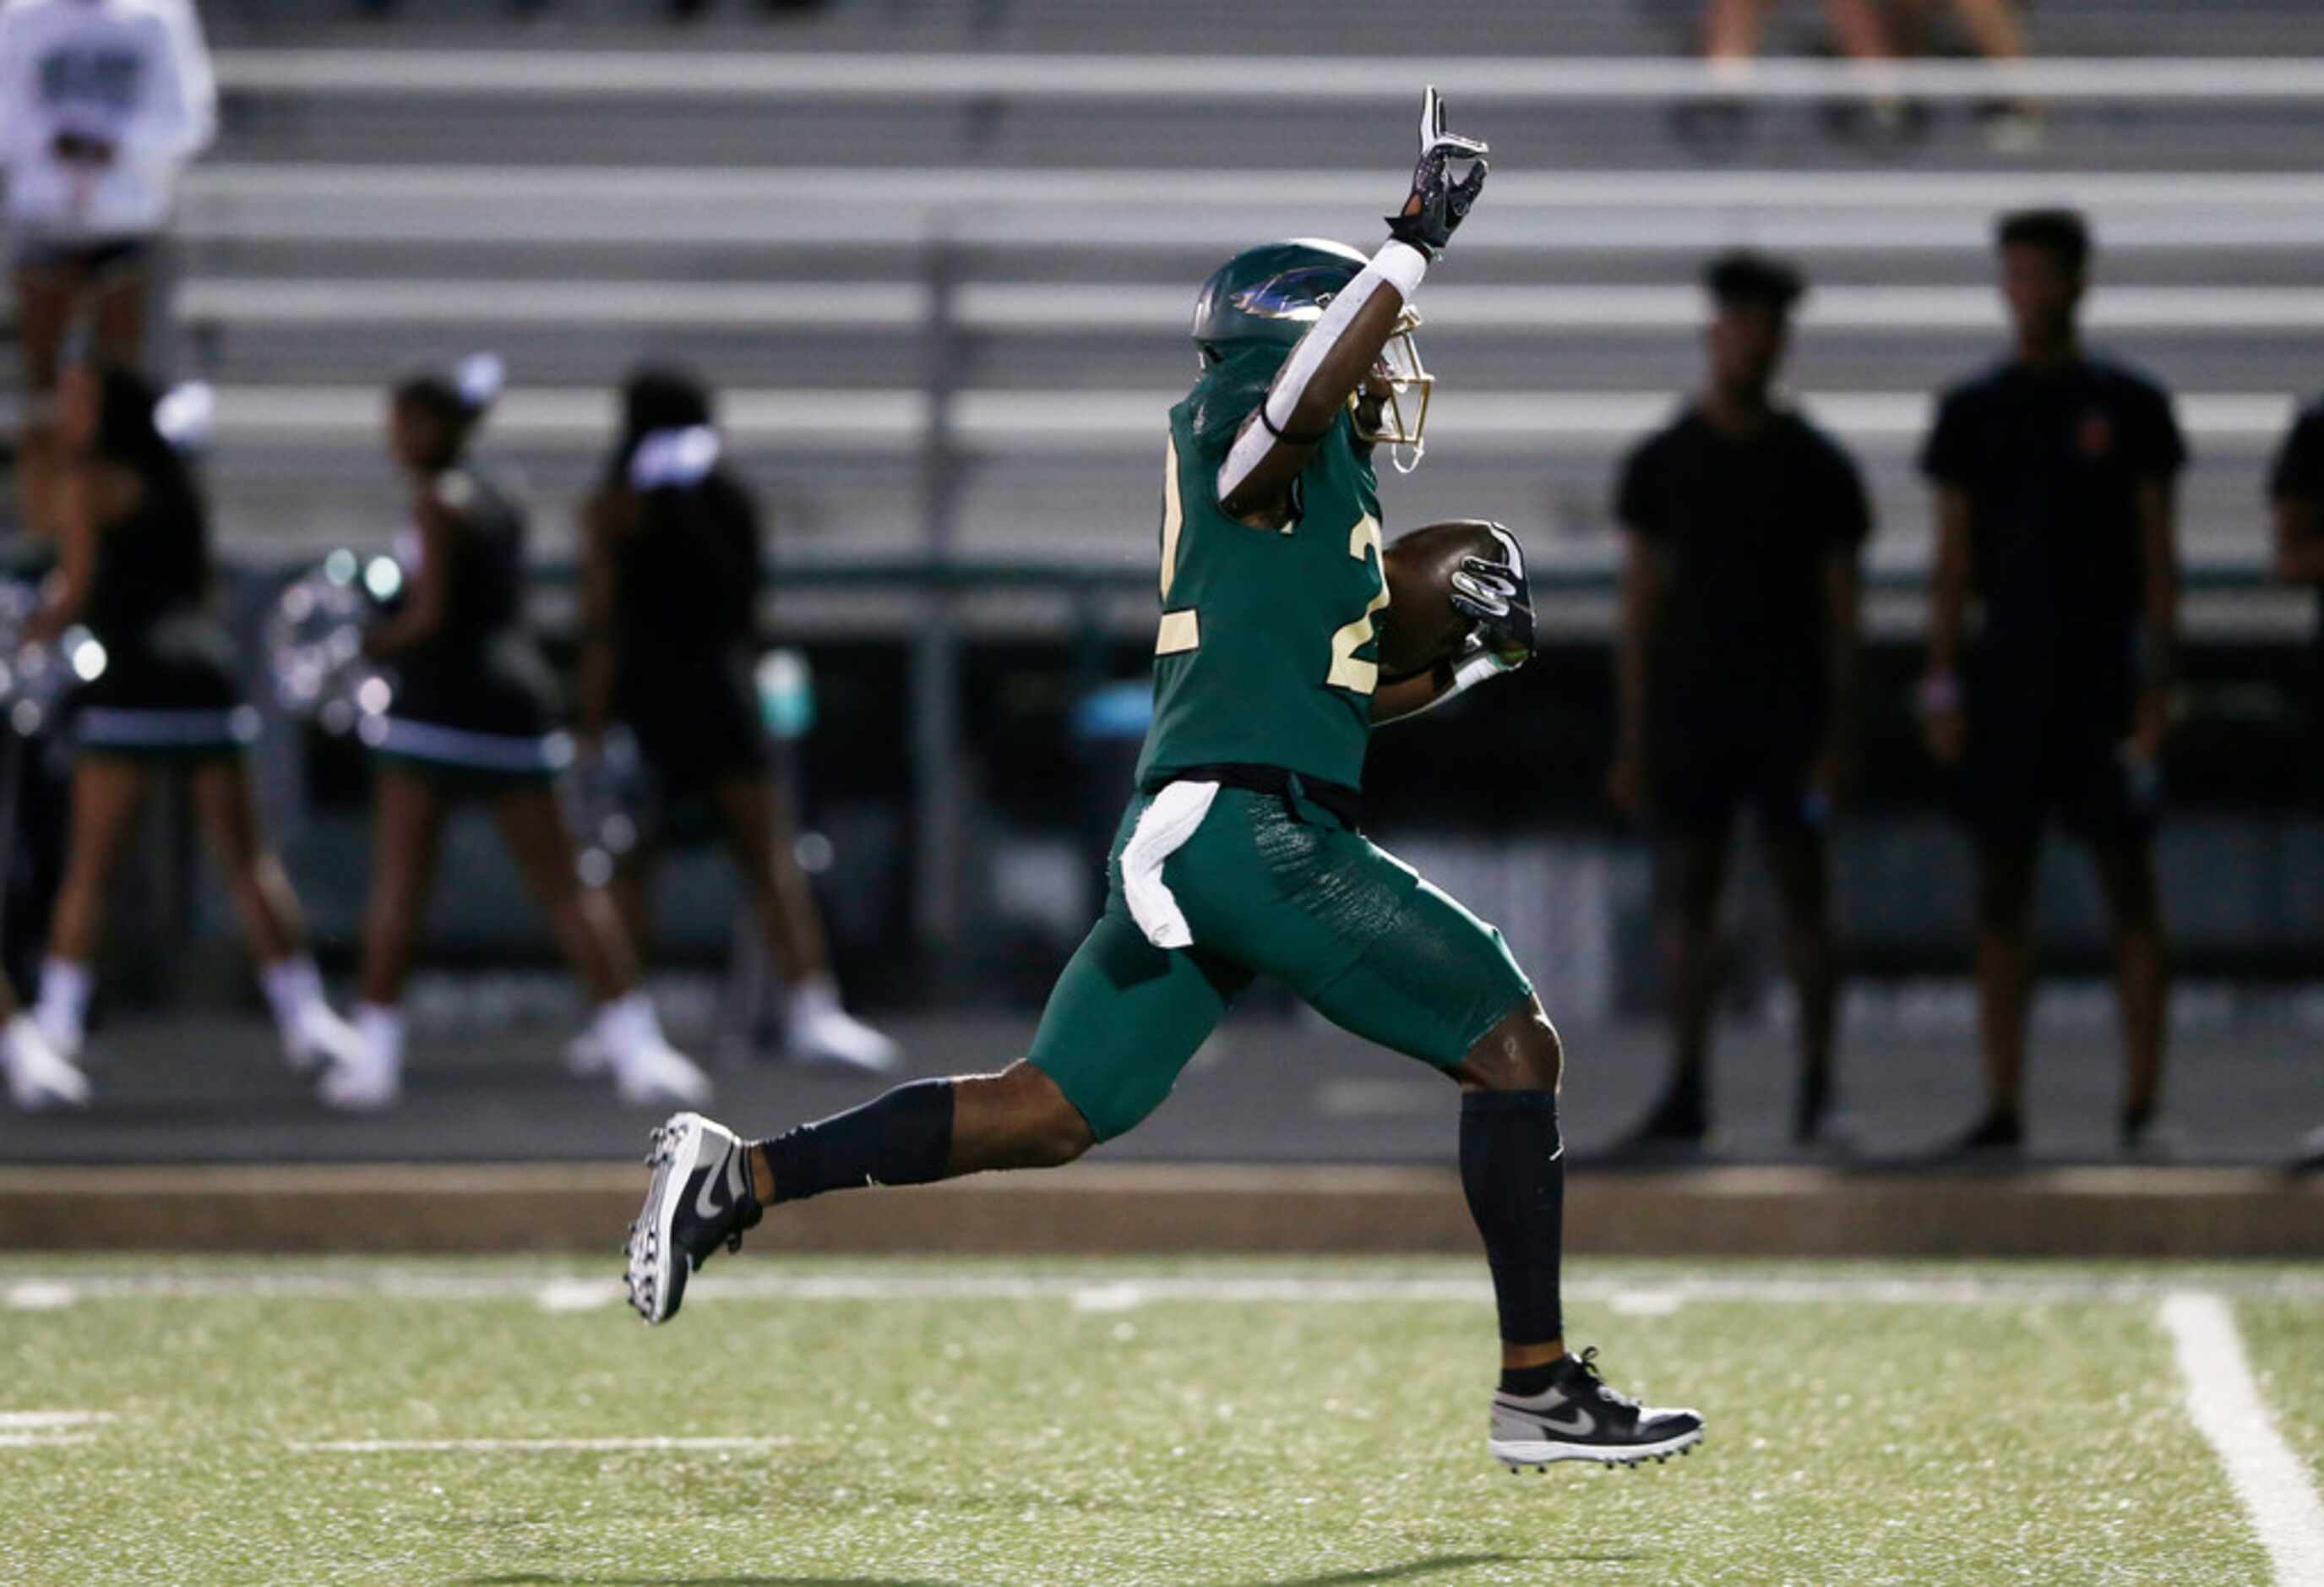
top-left (1189, 237), bottom-right (1434, 471)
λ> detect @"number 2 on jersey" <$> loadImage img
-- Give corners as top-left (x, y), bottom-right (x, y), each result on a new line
top-left (1325, 514), bottom-right (1388, 695)
top-left (1152, 436), bottom-right (1385, 695)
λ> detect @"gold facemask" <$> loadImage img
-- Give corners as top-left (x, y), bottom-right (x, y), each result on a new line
top-left (1349, 305), bottom-right (1433, 475)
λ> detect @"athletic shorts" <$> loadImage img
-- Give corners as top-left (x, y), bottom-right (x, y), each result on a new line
top-left (1958, 711), bottom-right (2157, 848)
top-left (1026, 781), bottom-right (1534, 1143)
top-left (1650, 716), bottom-right (1824, 839)
top-left (9, 231), bottom-right (149, 278)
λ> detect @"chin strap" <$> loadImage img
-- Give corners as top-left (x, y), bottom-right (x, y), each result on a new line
top-left (1216, 240), bottom-right (1430, 504)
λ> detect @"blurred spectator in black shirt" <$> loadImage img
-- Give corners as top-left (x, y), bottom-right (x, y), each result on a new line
top-left (2267, 396), bottom-right (2324, 1175)
top-left (1919, 209), bottom-right (2185, 1159)
top-left (2269, 397), bottom-right (2324, 739)
top-left (1610, 250), bottom-right (1871, 1153)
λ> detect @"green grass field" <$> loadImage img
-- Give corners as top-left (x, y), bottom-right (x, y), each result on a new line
top-left (2, 1256), bottom-right (2318, 1585)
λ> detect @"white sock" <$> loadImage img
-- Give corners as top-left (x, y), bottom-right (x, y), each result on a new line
top-left (590, 990), bottom-right (666, 1064)
top-left (353, 1003), bottom-right (405, 1069)
top-left (36, 957), bottom-right (91, 1033)
top-left (786, 973), bottom-right (841, 1023)
top-left (260, 957), bottom-right (326, 1037)
top-left (3, 1014), bottom-right (46, 1069)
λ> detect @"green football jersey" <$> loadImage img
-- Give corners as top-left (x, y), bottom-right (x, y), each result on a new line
top-left (1134, 351), bottom-right (1388, 793)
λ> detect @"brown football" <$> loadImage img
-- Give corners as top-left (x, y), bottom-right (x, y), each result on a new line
top-left (1376, 520), bottom-right (1511, 680)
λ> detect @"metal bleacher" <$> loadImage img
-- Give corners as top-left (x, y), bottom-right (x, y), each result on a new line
top-left (148, 0), bottom-right (2324, 636)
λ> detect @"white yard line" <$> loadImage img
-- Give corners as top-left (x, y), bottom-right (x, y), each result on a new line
top-left (0, 1411), bottom-right (112, 1429)
top-left (534, 1279), bottom-right (616, 1313)
top-left (287, 1436), bottom-right (791, 1453)
top-left (0, 1410), bottom-right (112, 1450)
top-left (4, 1281), bottom-right (79, 1312)
top-left (2160, 1292), bottom-right (2324, 1584)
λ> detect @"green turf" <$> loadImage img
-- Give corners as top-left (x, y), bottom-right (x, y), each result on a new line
top-left (0, 1257), bottom-right (2310, 1586)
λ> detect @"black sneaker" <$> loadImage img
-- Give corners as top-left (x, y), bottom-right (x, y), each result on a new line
top-left (624, 1112), bottom-right (762, 1325)
top-left (1607, 1083), bottom-right (1708, 1160)
top-left (2291, 1125), bottom-right (2324, 1176)
top-left (1489, 1347), bottom-right (1705, 1471)
top-left (1936, 1106), bottom-right (2023, 1161)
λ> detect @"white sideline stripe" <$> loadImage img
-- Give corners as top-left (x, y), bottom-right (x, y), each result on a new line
top-left (535, 1279), bottom-right (615, 1313)
top-left (0, 1411), bottom-right (112, 1429)
top-left (207, 51), bottom-right (2324, 105)
top-left (8, 1268), bottom-right (2324, 1307)
top-left (178, 279), bottom-right (2324, 335)
top-left (2160, 1293), bottom-right (2324, 1584)
top-left (0, 1410), bottom-right (112, 1450)
top-left (0, 385), bottom-right (2288, 455)
top-left (5, 1280), bottom-right (78, 1311)
top-left (288, 1436), bottom-right (790, 1453)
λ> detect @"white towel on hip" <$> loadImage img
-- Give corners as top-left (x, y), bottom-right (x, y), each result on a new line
top-left (1120, 780), bottom-right (1221, 951)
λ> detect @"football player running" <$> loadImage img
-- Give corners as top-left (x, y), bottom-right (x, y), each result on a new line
top-left (625, 90), bottom-right (1704, 1473)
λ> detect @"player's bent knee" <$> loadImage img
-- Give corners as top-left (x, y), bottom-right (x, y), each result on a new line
top-left (1450, 999), bottom-right (1562, 1093)
top-left (958, 1061), bottom-right (1097, 1171)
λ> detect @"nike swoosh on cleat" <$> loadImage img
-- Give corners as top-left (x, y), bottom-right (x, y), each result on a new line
top-left (694, 1143), bottom-right (745, 1222)
top-left (1537, 1407), bottom-right (1596, 1437)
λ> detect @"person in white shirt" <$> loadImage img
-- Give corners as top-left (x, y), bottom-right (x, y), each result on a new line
top-left (0, 0), bottom-right (215, 530)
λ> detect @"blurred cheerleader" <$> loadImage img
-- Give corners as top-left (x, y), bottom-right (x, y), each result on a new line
top-left (333, 357), bottom-right (710, 1110)
top-left (24, 361), bottom-right (366, 1092)
top-left (576, 366), bottom-right (895, 1074)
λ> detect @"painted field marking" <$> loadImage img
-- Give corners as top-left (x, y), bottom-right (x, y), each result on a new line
top-left (0, 1411), bottom-right (112, 1428)
top-left (534, 1279), bottom-right (615, 1313)
top-left (2160, 1292), bottom-right (2324, 1584)
top-left (287, 1436), bottom-right (791, 1454)
top-left (0, 1410), bottom-right (112, 1449)
top-left (6, 1281), bottom-right (78, 1311)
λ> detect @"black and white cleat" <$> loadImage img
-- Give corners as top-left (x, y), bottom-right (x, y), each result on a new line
top-left (1488, 1347), bottom-right (1705, 1472)
top-left (623, 1111), bottom-right (762, 1326)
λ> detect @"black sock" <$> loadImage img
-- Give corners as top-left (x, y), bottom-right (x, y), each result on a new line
top-left (758, 1078), bottom-right (955, 1204)
top-left (1499, 1359), bottom-right (1565, 1397)
top-left (1460, 1090), bottom-right (1566, 1354)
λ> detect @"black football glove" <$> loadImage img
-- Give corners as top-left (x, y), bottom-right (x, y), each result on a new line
top-left (1447, 527), bottom-right (1533, 671)
top-left (1385, 86), bottom-right (1489, 260)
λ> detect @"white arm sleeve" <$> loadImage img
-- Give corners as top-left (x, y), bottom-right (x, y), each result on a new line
top-left (1214, 239), bottom-right (1429, 505)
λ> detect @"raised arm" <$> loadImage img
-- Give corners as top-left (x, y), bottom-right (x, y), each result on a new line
top-left (1216, 89), bottom-right (1487, 526)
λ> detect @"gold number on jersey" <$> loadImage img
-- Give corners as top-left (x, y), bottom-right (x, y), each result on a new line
top-left (1324, 513), bottom-right (1388, 694)
top-left (1158, 434), bottom-right (1184, 601)
top-left (1155, 433), bottom-right (1200, 654)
